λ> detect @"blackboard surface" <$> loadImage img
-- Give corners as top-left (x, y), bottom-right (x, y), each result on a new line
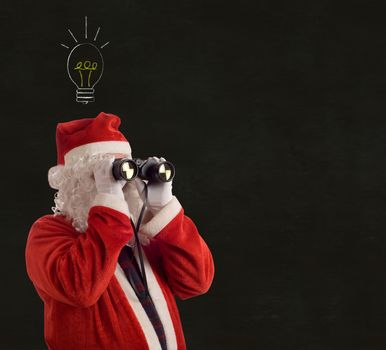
top-left (1, 1), bottom-right (386, 349)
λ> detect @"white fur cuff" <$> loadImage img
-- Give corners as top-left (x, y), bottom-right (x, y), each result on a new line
top-left (92, 193), bottom-right (130, 217)
top-left (139, 196), bottom-right (182, 238)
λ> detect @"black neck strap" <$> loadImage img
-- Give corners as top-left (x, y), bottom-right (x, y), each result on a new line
top-left (129, 181), bottom-right (150, 297)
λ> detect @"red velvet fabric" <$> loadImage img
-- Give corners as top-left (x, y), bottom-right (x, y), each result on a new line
top-left (56, 112), bottom-right (128, 164)
top-left (25, 205), bottom-right (214, 350)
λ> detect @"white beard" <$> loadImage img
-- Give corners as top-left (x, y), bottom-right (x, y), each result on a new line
top-left (48, 154), bottom-right (148, 244)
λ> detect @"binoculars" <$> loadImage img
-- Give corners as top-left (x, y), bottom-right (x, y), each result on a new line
top-left (112, 157), bottom-right (175, 183)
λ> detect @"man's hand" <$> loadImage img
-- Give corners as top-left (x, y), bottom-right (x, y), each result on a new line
top-left (135, 156), bottom-right (174, 214)
top-left (93, 157), bottom-right (126, 200)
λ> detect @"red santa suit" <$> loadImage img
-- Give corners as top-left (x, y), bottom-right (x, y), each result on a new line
top-left (25, 112), bottom-right (215, 350)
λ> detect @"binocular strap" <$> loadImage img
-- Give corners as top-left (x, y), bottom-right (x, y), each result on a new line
top-left (130, 181), bottom-right (149, 296)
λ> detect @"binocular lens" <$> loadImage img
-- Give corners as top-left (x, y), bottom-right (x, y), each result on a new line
top-left (112, 158), bottom-right (138, 181)
top-left (158, 162), bottom-right (174, 182)
top-left (121, 160), bottom-right (137, 181)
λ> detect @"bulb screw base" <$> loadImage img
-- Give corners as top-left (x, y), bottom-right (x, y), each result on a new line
top-left (76, 88), bottom-right (95, 104)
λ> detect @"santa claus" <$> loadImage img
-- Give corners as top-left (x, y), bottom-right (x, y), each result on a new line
top-left (25, 112), bottom-right (215, 350)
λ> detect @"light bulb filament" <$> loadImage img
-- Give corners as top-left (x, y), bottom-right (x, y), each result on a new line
top-left (74, 61), bottom-right (98, 87)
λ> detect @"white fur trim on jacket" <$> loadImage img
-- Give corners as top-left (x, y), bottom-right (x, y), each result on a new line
top-left (92, 193), bottom-right (130, 217)
top-left (134, 247), bottom-right (178, 349)
top-left (64, 141), bottom-right (131, 166)
top-left (139, 196), bottom-right (182, 239)
top-left (114, 248), bottom-right (178, 350)
top-left (114, 264), bottom-right (162, 350)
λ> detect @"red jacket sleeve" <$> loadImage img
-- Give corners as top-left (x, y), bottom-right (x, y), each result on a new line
top-left (141, 197), bottom-right (215, 300)
top-left (25, 193), bottom-right (134, 308)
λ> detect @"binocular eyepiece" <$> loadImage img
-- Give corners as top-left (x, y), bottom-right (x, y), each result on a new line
top-left (112, 157), bottom-right (175, 183)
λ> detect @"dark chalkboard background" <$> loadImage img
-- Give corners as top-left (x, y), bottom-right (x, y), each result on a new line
top-left (1, 0), bottom-right (386, 349)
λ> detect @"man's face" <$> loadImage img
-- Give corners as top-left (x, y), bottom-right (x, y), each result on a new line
top-left (111, 153), bottom-right (129, 159)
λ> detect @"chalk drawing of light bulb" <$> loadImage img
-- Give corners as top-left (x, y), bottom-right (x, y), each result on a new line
top-left (60, 16), bottom-right (109, 104)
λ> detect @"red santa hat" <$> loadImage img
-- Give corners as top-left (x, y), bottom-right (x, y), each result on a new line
top-left (55, 112), bottom-right (131, 166)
